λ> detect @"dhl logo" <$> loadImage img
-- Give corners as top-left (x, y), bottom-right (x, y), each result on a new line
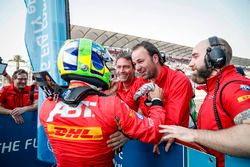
top-left (47, 124), bottom-right (103, 140)
top-left (237, 95), bottom-right (250, 102)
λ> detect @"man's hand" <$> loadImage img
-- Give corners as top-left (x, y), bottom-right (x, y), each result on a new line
top-left (153, 137), bottom-right (175, 154)
top-left (148, 84), bottom-right (163, 100)
top-left (107, 131), bottom-right (129, 151)
top-left (11, 107), bottom-right (27, 116)
top-left (159, 125), bottom-right (197, 143)
top-left (105, 79), bottom-right (119, 96)
top-left (11, 114), bottom-right (24, 124)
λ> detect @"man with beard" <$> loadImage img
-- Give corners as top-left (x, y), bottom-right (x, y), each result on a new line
top-left (159, 36), bottom-right (250, 166)
top-left (0, 69), bottom-right (38, 124)
top-left (107, 41), bottom-right (193, 152)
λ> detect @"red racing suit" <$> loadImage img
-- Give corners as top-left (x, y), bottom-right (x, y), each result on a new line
top-left (197, 65), bottom-right (250, 167)
top-left (0, 84), bottom-right (38, 109)
top-left (116, 77), bottom-right (138, 102)
top-left (125, 65), bottom-right (193, 127)
top-left (39, 85), bottom-right (165, 167)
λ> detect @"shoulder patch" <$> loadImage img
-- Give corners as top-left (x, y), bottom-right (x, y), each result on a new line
top-left (240, 85), bottom-right (250, 91)
top-left (135, 112), bottom-right (144, 120)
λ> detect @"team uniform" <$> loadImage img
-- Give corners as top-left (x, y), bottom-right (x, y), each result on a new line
top-left (125, 66), bottom-right (193, 126)
top-left (116, 77), bottom-right (138, 102)
top-left (197, 65), bottom-right (250, 167)
top-left (39, 84), bottom-right (165, 167)
top-left (0, 84), bottom-right (38, 109)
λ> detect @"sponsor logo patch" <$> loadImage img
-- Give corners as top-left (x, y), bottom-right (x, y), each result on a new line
top-left (237, 95), bottom-right (250, 102)
top-left (135, 112), bottom-right (144, 120)
top-left (47, 124), bottom-right (103, 140)
top-left (240, 85), bottom-right (250, 91)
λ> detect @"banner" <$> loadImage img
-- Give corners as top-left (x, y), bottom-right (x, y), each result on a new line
top-left (0, 112), bottom-right (52, 167)
top-left (24, 0), bottom-right (70, 163)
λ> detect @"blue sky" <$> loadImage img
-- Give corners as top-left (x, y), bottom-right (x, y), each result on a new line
top-left (0, 0), bottom-right (250, 66)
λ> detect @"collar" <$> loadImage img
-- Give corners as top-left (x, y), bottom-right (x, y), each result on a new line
top-left (10, 84), bottom-right (29, 93)
top-left (154, 66), bottom-right (168, 85)
top-left (198, 65), bottom-right (236, 93)
top-left (118, 77), bottom-right (136, 91)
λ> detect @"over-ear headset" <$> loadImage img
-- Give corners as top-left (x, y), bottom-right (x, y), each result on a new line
top-left (205, 36), bottom-right (226, 69)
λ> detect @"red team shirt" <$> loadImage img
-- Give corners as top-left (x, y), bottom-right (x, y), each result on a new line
top-left (116, 77), bottom-right (138, 102)
top-left (0, 84), bottom-right (38, 109)
top-left (197, 65), bottom-right (250, 167)
top-left (39, 88), bottom-right (165, 167)
top-left (125, 66), bottom-right (193, 127)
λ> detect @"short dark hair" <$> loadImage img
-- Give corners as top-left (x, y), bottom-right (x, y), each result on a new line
top-left (12, 69), bottom-right (28, 80)
top-left (115, 52), bottom-right (134, 68)
top-left (132, 41), bottom-right (165, 65)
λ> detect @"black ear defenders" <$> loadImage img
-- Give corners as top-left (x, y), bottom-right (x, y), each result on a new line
top-left (205, 36), bottom-right (226, 69)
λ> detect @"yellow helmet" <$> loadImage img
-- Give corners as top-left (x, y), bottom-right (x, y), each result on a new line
top-left (58, 38), bottom-right (113, 90)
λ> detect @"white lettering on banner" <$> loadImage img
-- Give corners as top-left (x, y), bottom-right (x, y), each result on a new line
top-left (0, 141), bottom-right (20, 153)
top-left (25, 138), bottom-right (37, 149)
top-left (113, 159), bottom-right (123, 167)
top-left (0, 138), bottom-right (37, 154)
top-left (29, 0), bottom-right (50, 71)
top-left (26, 0), bottom-right (36, 14)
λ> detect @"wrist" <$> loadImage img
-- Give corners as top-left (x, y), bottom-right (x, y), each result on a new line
top-left (151, 98), bottom-right (163, 106)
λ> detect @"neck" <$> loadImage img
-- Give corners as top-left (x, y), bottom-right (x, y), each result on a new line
top-left (152, 64), bottom-right (163, 81)
top-left (122, 76), bottom-right (134, 90)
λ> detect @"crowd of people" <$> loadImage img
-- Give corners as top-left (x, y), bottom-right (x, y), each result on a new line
top-left (1, 36), bottom-right (249, 167)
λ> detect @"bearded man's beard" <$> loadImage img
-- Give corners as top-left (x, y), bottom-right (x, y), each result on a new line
top-left (191, 67), bottom-right (212, 84)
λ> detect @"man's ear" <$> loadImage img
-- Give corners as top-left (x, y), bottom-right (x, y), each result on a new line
top-left (152, 54), bottom-right (159, 64)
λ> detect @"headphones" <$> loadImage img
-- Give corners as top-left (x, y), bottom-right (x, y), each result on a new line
top-left (205, 36), bottom-right (226, 69)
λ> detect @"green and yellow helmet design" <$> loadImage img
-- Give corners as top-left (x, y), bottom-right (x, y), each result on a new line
top-left (58, 38), bottom-right (112, 90)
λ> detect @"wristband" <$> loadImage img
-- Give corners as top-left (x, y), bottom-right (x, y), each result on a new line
top-left (151, 99), bottom-right (163, 106)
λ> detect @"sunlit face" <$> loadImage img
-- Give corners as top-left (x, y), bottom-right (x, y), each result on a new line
top-left (116, 57), bottom-right (134, 82)
top-left (131, 47), bottom-right (157, 80)
top-left (13, 73), bottom-right (28, 90)
top-left (189, 40), bottom-right (212, 84)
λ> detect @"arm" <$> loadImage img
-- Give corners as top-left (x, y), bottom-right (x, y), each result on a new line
top-left (117, 84), bottom-right (165, 144)
top-left (11, 100), bottom-right (38, 116)
top-left (160, 117), bottom-right (250, 157)
top-left (164, 75), bottom-right (193, 126)
top-left (3, 70), bottom-right (13, 84)
top-left (0, 105), bottom-right (12, 115)
top-left (160, 120), bottom-right (250, 157)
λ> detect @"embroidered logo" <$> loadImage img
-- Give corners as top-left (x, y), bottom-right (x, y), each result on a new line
top-left (240, 85), bottom-right (250, 91)
top-left (237, 95), bottom-right (250, 102)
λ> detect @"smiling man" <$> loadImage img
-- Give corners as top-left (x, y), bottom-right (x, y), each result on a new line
top-left (124, 41), bottom-right (193, 151)
top-left (114, 52), bottom-right (138, 101)
top-left (0, 69), bottom-right (38, 124)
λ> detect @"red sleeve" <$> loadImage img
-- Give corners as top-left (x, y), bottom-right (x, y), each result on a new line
top-left (124, 78), bottom-right (144, 111)
top-left (222, 81), bottom-right (250, 119)
top-left (165, 75), bottom-right (193, 126)
top-left (114, 96), bottom-right (165, 144)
